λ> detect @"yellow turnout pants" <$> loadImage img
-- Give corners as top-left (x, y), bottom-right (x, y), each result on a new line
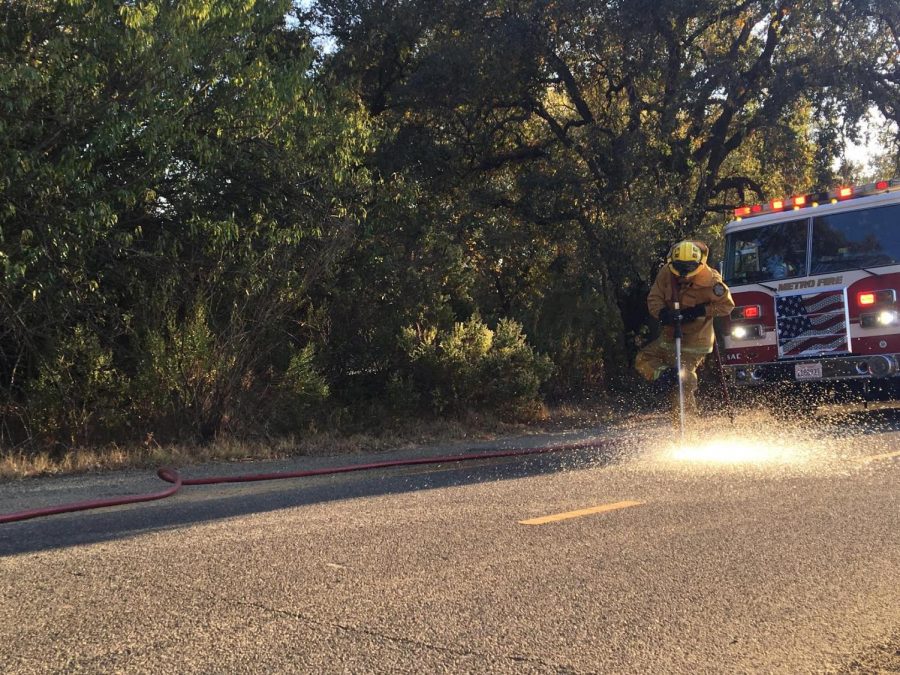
top-left (635, 336), bottom-right (710, 420)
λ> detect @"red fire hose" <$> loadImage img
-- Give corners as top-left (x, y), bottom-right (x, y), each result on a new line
top-left (0, 438), bottom-right (608, 524)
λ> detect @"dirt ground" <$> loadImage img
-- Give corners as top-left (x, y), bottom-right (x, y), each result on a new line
top-left (0, 399), bottom-right (641, 480)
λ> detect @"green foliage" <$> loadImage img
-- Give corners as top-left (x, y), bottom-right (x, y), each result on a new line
top-left (0, 0), bottom-right (896, 451)
top-left (396, 317), bottom-right (552, 415)
top-left (0, 0), bottom-right (368, 448)
top-left (135, 302), bottom-right (229, 442)
top-left (483, 318), bottom-right (556, 411)
top-left (270, 345), bottom-right (331, 432)
top-left (23, 325), bottom-right (127, 448)
top-left (311, 0), bottom-right (898, 378)
top-left (284, 346), bottom-right (331, 406)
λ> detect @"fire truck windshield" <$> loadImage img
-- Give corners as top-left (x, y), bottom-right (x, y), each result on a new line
top-left (725, 203), bottom-right (900, 285)
top-left (811, 203), bottom-right (900, 274)
top-left (724, 218), bottom-right (808, 285)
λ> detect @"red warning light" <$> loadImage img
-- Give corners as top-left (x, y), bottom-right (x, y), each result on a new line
top-left (858, 292), bottom-right (876, 306)
top-left (743, 306), bottom-right (761, 319)
top-left (751, 204), bottom-right (763, 213)
top-left (793, 195), bottom-right (806, 207)
top-left (734, 206), bottom-right (751, 217)
top-left (876, 180), bottom-right (889, 190)
top-left (838, 186), bottom-right (853, 199)
top-left (771, 198), bottom-right (785, 210)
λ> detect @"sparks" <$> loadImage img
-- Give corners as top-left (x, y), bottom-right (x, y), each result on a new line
top-left (663, 436), bottom-right (810, 465)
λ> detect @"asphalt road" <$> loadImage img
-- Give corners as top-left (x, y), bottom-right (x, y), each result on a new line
top-left (1, 410), bottom-right (899, 673)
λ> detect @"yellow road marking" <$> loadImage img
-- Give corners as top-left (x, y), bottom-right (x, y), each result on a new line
top-left (860, 450), bottom-right (900, 464)
top-left (519, 500), bottom-right (643, 526)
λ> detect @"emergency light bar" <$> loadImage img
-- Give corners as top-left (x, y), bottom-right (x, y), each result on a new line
top-left (733, 178), bottom-right (900, 221)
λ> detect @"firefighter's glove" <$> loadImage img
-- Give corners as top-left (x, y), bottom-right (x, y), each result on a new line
top-left (658, 307), bottom-right (682, 325)
top-left (680, 304), bottom-right (708, 321)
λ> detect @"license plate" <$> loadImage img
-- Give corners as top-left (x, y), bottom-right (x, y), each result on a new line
top-left (794, 362), bottom-right (822, 380)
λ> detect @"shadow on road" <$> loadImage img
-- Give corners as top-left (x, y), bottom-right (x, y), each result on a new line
top-left (0, 441), bottom-right (626, 557)
top-left (815, 405), bottom-right (900, 434)
top-left (5, 404), bottom-right (895, 557)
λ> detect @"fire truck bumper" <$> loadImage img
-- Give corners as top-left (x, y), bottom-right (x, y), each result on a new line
top-left (725, 354), bottom-right (900, 386)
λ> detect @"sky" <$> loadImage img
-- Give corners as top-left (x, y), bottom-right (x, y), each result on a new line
top-left (840, 109), bottom-right (897, 176)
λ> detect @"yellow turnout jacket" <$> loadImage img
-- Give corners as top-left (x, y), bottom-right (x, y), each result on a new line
top-left (647, 264), bottom-right (735, 352)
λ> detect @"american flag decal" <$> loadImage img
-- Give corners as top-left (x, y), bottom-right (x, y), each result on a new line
top-left (775, 290), bottom-right (850, 358)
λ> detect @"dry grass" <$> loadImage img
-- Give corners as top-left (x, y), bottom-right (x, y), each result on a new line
top-left (0, 440), bottom-right (269, 480)
top-left (0, 403), bottom-right (624, 480)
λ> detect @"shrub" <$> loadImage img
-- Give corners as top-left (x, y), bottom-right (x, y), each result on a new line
top-left (134, 302), bottom-right (232, 443)
top-left (266, 345), bottom-right (331, 434)
top-left (396, 316), bottom-right (552, 416)
top-left (24, 325), bottom-right (128, 448)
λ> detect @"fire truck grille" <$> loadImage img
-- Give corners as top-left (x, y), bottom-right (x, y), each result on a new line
top-left (775, 289), bottom-right (850, 358)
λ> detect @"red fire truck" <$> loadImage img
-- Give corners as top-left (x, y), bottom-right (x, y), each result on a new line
top-left (721, 178), bottom-right (900, 399)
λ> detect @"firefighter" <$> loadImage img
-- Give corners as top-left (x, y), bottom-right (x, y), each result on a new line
top-left (635, 240), bottom-right (735, 420)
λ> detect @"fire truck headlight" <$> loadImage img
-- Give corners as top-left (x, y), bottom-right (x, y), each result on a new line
top-left (877, 310), bottom-right (898, 326)
top-left (731, 324), bottom-right (763, 340)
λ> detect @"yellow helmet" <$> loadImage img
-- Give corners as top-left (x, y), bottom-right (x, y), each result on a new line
top-left (667, 240), bottom-right (707, 278)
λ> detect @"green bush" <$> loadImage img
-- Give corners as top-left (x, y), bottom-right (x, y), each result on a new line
top-left (134, 302), bottom-right (229, 442)
top-left (396, 316), bottom-right (552, 416)
top-left (483, 318), bottom-right (554, 410)
top-left (267, 345), bottom-right (331, 434)
top-left (133, 301), bottom-right (333, 442)
top-left (24, 325), bottom-right (128, 448)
